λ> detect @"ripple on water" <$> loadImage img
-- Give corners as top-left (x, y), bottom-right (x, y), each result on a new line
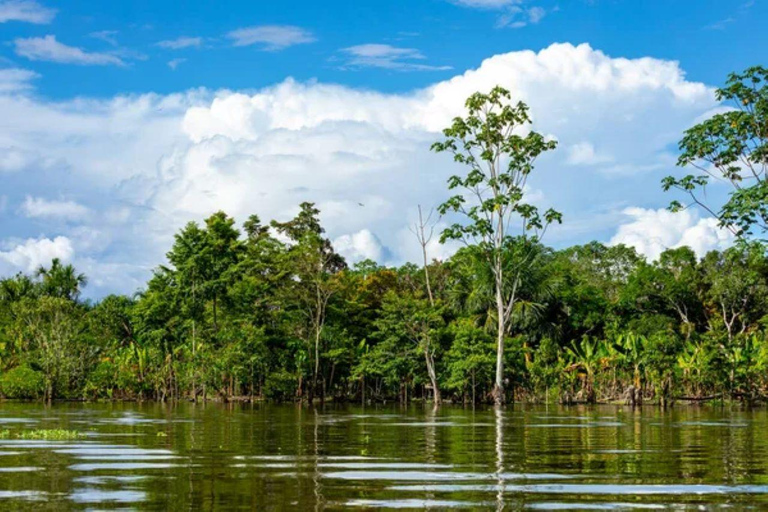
top-left (0, 466), bottom-right (42, 472)
top-left (525, 422), bottom-right (625, 428)
top-left (526, 503), bottom-right (671, 510)
top-left (317, 462), bottom-right (453, 469)
top-left (0, 491), bottom-right (46, 501)
top-left (677, 421), bottom-right (749, 427)
top-left (344, 498), bottom-right (490, 508)
top-left (73, 475), bottom-right (148, 485)
top-left (362, 422), bottom-right (467, 427)
top-left (234, 455), bottom-right (381, 461)
top-left (324, 471), bottom-right (578, 481)
top-left (388, 483), bottom-right (768, 495)
top-left (55, 447), bottom-right (174, 456)
top-left (0, 441), bottom-right (120, 449)
top-left (69, 489), bottom-right (147, 503)
top-left (69, 462), bottom-right (178, 471)
top-left (0, 418), bottom-right (38, 424)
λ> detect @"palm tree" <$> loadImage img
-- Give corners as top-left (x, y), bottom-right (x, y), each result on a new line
top-left (36, 258), bottom-right (87, 301)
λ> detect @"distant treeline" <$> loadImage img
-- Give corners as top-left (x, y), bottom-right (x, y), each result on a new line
top-left (1, 206), bottom-right (767, 405)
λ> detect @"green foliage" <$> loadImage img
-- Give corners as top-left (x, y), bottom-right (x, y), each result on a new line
top-left (2, 219), bottom-right (768, 406)
top-left (1, 74), bottom-right (768, 406)
top-left (663, 66), bottom-right (768, 237)
top-left (445, 318), bottom-right (495, 401)
top-left (0, 365), bottom-right (45, 399)
top-left (16, 429), bottom-right (84, 440)
top-left (432, 87), bottom-right (562, 403)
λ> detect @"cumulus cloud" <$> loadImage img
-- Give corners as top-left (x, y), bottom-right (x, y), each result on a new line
top-left (339, 44), bottom-right (451, 71)
top-left (21, 196), bottom-right (90, 221)
top-left (0, 146), bottom-right (56, 173)
top-left (0, 68), bottom-right (38, 93)
top-left (14, 35), bottom-right (125, 66)
top-left (609, 207), bottom-right (734, 261)
top-left (0, 236), bottom-right (74, 273)
top-left (0, 43), bottom-right (720, 296)
top-left (334, 229), bottom-right (389, 263)
top-left (0, 0), bottom-right (54, 23)
top-left (226, 25), bottom-right (315, 51)
top-left (156, 36), bottom-right (203, 50)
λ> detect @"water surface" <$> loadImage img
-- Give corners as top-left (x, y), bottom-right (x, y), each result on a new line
top-left (0, 403), bottom-right (766, 509)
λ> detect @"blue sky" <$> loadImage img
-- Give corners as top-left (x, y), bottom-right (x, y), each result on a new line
top-left (3, 0), bottom-right (764, 97)
top-left (0, 0), bottom-right (763, 297)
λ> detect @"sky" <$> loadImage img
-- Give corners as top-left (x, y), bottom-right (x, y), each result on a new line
top-left (0, 0), bottom-right (764, 298)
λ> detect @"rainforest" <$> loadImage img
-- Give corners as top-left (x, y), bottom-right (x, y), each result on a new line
top-left (1, 67), bottom-right (767, 408)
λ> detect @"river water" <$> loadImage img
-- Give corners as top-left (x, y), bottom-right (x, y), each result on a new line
top-left (0, 403), bottom-right (766, 509)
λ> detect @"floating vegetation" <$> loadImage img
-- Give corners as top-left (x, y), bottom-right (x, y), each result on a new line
top-left (0, 429), bottom-right (85, 440)
top-left (19, 429), bottom-right (85, 440)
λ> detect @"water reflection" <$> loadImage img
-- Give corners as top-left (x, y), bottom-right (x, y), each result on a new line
top-left (0, 403), bottom-right (764, 509)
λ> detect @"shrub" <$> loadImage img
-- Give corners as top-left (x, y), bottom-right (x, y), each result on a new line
top-left (0, 366), bottom-right (46, 399)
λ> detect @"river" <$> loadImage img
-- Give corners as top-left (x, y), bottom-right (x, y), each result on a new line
top-left (0, 402), bottom-right (766, 509)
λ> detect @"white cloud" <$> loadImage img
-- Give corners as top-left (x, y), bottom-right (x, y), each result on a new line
top-left (339, 44), bottom-right (452, 71)
top-left (566, 142), bottom-right (613, 165)
top-left (168, 58), bottom-right (186, 70)
top-left (497, 5), bottom-right (548, 28)
top-left (0, 236), bottom-right (74, 273)
top-left (334, 229), bottom-right (388, 263)
top-left (0, 68), bottom-right (38, 93)
top-left (21, 196), bottom-right (90, 220)
top-left (226, 25), bottom-right (315, 51)
top-left (90, 30), bottom-right (119, 46)
top-left (14, 35), bottom-right (125, 66)
top-left (0, 146), bottom-right (55, 173)
top-left (450, 0), bottom-right (517, 8)
top-left (156, 36), bottom-right (203, 50)
top-left (0, 43), bottom-right (720, 297)
top-left (448, 0), bottom-right (549, 28)
top-left (0, 0), bottom-right (54, 23)
top-left (609, 207), bottom-right (734, 261)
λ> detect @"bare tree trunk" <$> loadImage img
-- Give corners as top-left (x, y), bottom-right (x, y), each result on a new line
top-left (425, 348), bottom-right (441, 405)
top-left (493, 285), bottom-right (505, 405)
top-left (413, 205), bottom-right (436, 305)
top-left (413, 205), bottom-right (442, 405)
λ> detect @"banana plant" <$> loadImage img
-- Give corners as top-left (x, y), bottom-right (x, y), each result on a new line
top-left (565, 336), bottom-right (606, 403)
top-left (677, 340), bottom-right (711, 398)
top-left (614, 333), bottom-right (647, 390)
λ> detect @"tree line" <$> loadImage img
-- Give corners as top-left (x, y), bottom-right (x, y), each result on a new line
top-left (0, 66), bottom-right (765, 405)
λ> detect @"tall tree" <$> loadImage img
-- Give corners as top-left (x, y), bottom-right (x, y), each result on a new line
top-left (272, 202), bottom-right (346, 401)
top-left (12, 297), bottom-right (86, 401)
top-left (201, 211), bottom-right (243, 331)
top-left (36, 258), bottom-right (87, 301)
top-left (663, 66), bottom-right (768, 237)
top-left (701, 243), bottom-right (768, 343)
top-left (432, 86), bottom-right (561, 404)
top-left (374, 291), bottom-right (445, 404)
